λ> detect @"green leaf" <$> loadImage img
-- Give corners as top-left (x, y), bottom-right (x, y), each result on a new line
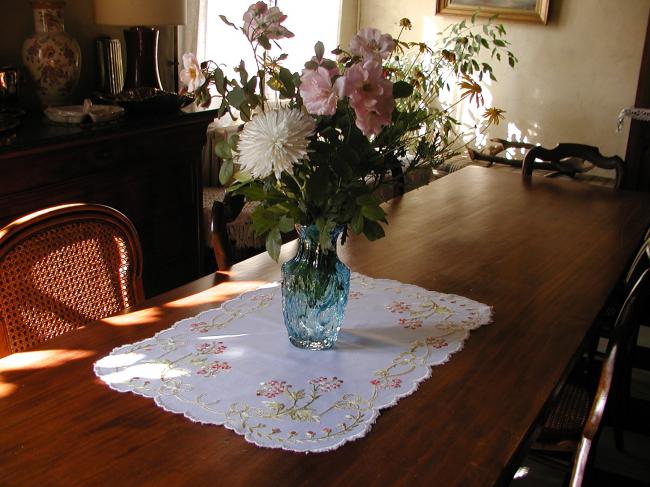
top-left (278, 67), bottom-right (295, 94)
top-left (226, 86), bottom-right (245, 107)
top-left (316, 219), bottom-right (336, 251)
top-left (238, 61), bottom-right (248, 85)
top-left (306, 165), bottom-right (330, 205)
top-left (356, 193), bottom-right (378, 207)
top-left (215, 140), bottom-right (232, 160)
top-left (278, 216), bottom-right (295, 233)
top-left (266, 228), bottom-right (281, 262)
top-left (321, 59), bottom-right (338, 70)
top-left (363, 220), bottom-right (385, 241)
top-left (350, 210), bottom-right (364, 234)
top-left (361, 204), bottom-right (385, 221)
top-left (314, 41), bottom-right (325, 61)
top-left (214, 67), bottom-right (225, 95)
top-left (219, 159), bottom-right (233, 185)
top-left (219, 15), bottom-right (237, 28)
top-left (245, 76), bottom-right (258, 93)
top-left (258, 34), bottom-right (272, 50)
top-left (493, 39), bottom-right (506, 47)
top-left (228, 134), bottom-right (239, 150)
top-left (233, 170), bottom-right (252, 183)
top-left (239, 184), bottom-right (267, 201)
top-left (393, 80), bottom-right (414, 99)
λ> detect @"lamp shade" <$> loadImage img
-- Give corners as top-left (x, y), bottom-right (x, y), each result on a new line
top-left (94, 0), bottom-right (186, 26)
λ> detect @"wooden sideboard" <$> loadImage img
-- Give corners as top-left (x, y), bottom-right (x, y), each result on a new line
top-left (0, 109), bottom-right (216, 297)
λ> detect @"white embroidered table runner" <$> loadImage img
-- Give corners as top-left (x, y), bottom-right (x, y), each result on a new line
top-left (95, 273), bottom-right (492, 453)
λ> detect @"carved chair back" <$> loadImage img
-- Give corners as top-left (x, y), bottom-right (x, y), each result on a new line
top-left (522, 143), bottom-right (625, 188)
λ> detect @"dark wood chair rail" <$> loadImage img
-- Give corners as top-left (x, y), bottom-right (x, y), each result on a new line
top-left (1, 166), bottom-right (649, 486)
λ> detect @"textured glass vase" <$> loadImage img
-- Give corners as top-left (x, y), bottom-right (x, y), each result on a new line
top-left (281, 224), bottom-right (350, 350)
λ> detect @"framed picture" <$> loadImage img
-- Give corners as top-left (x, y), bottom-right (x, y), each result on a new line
top-left (435, 0), bottom-right (549, 24)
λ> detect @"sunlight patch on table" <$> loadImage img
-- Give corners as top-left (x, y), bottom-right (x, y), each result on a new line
top-left (0, 349), bottom-right (94, 371)
top-left (101, 307), bottom-right (165, 326)
top-left (165, 280), bottom-right (268, 308)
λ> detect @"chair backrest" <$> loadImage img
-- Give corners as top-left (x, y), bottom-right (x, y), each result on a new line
top-left (624, 235), bottom-right (650, 289)
top-left (522, 143), bottom-right (625, 189)
top-left (569, 268), bottom-right (650, 486)
top-left (0, 203), bottom-right (144, 357)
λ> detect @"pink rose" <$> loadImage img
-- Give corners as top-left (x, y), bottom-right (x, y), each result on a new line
top-left (243, 1), bottom-right (294, 43)
top-left (349, 27), bottom-right (395, 62)
top-left (300, 66), bottom-right (339, 116)
top-left (336, 60), bottom-right (394, 137)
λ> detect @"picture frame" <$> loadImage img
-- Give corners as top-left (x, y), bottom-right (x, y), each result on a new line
top-left (435, 0), bottom-right (550, 24)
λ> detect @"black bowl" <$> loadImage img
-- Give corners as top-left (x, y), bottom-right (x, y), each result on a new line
top-left (96, 88), bottom-right (194, 116)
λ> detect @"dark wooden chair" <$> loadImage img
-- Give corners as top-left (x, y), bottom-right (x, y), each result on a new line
top-left (0, 203), bottom-right (143, 358)
top-left (528, 268), bottom-right (650, 486)
top-left (210, 193), bottom-right (246, 270)
top-left (522, 143), bottom-right (626, 188)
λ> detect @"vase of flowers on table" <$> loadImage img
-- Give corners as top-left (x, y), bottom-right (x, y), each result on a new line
top-left (180, 3), bottom-right (516, 349)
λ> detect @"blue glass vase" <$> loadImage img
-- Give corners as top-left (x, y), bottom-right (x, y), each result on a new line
top-left (281, 224), bottom-right (350, 350)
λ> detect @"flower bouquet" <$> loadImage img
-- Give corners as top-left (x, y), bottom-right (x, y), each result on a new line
top-left (180, 2), bottom-right (516, 349)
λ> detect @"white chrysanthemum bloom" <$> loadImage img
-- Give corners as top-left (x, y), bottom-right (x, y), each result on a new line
top-left (237, 108), bottom-right (315, 179)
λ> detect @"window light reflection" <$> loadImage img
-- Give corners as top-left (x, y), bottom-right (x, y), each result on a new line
top-left (101, 362), bottom-right (189, 383)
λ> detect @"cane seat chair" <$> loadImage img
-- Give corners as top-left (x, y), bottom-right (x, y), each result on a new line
top-left (0, 204), bottom-right (144, 358)
top-left (522, 143), bottom-right (626, 188)
top-left (529, 268), bottom-right (650, 486)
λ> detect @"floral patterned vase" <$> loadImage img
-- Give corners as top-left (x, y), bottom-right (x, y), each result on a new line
top-left (281, 224), bottom-right (350, 350)
top-left (22, 1), bottom-right (81, 106)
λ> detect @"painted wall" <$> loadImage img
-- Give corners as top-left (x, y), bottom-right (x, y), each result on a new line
top-left (358, 0), bottom-right (650, 158)
top-left (0, 0), bottom-right (177, 109)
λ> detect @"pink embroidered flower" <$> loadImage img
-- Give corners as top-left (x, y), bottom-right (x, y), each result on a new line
top-left (348, 290), bottom-right (362, 300)
top-left (399, 317), bottom-right (422, 330)
top-left (190, 322), bottom-right (210, 333)
top-left (179, 53), bottom-right (206, 92)
top-left (388, 378), bottom-right (402, 389)
top-left (336, 60), bottom-right (394, 137)
top-left (243, 2), bottom-right (294, 43)
top-left (196, 361), bottom-right (231, 377)
top-left (251, 293), bottom-right (273, 303)
top-left (309, 376), bottom-right (343, 392)
top-left (387, 301), bottom-right (410, 313)
top-left (426, 337), bottom-right (448, 349)
top-left (256, 379), bottom-right (289, 398)
top-left (322, 427), bottom-right (332, 434)
top-left (306, 431), bottom-right (316, 438)
top-left (370, 377), bottom-right (402, 389)
top-left (300, 66), bottom-right (339, 116)
top-left (271, 428), bottom-right (281, 434)
top-left (349, 27), bottom-right (395, 62)
top-left (196, 341), bottom-right (227, 354)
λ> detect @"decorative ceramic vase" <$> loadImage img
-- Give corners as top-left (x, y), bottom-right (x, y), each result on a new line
top-left (281, 224), bottom-right (350, 350)
top-left (22, 1), bottom-right (81, 106)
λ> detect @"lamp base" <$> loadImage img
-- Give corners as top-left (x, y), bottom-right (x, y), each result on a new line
top-left (123, 26), bottom-right (162, 91)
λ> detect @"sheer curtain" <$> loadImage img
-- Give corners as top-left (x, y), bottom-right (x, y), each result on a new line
top-left (181, 0), bottom-right (344, 78)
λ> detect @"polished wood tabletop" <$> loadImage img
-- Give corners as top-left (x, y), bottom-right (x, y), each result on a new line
top-left (2, 166), bottom-right (650, 486)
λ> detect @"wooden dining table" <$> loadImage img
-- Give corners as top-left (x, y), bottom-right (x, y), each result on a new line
top-left (2, 166), bottom-right (650, 486)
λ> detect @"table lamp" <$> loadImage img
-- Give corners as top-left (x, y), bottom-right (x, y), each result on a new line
top-left (94, 0), bottom-right (186, 91)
